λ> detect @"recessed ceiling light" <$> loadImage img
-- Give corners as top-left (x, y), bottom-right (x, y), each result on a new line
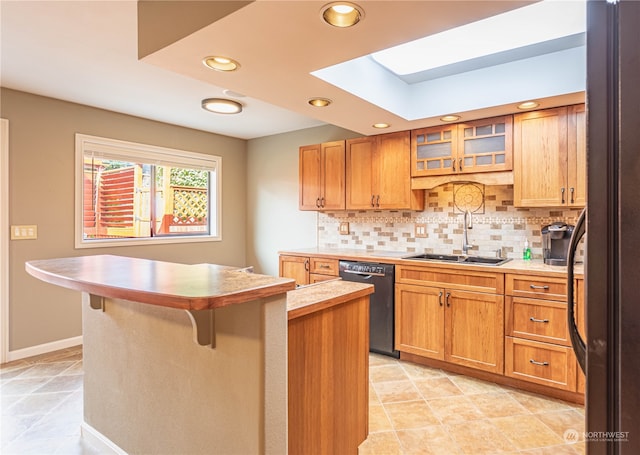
top-left (440, 115), bottom-right (460, 122)
top-left (321, 2), bottom-right (364, 27)
top-left (373, 123), bottom-right (390, 129)
top-left (201, 98), bottom-right (243, 114)
top-left (308, 98), bottom-right (332, 107)
top-left (517, 101), bottom-right (540, 110)
top-left (202, 56), bottom-right (240, 72)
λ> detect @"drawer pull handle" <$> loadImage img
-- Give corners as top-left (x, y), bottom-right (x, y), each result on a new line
top-left (529, 359), bottom-right (549, 367)
top-left (319, 264), bottom-right (330, 269)
top-left (529, 317), bottom-right (550, 323)
top-left (530, 285), bottom-right (550, 290)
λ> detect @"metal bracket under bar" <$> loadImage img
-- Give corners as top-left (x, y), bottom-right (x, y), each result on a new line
top-left (89, 294), bottom-right (105, 311)
top-left (185, 309), bottom-right (216, 349)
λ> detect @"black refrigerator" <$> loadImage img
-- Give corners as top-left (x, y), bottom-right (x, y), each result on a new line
top-left (576, 1), bottom-right (640, 453)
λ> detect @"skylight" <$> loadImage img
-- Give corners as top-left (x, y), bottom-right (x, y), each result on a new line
top-left (371, 0), bottom-right (586, 77)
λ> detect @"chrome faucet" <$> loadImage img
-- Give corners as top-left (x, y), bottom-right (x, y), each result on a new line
top-left (462, 210), bottom-right (473, 255)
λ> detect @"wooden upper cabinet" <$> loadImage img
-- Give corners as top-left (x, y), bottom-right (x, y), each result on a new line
top-left (514, 104), bottom-right (586, 207)
top-left (568, 104), bottom-right (587, 207)
top-left (346, 131), bottom-right (424, 210)
top-left (411, 115), bottom-right (513, 177)
top-left (299, 141), bottom-right (345, 211)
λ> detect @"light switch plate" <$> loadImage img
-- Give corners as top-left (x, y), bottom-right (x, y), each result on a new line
top-left (415, 223), bottom-right (427, 238)
top-left (339, 222), bottom-right (350, 235)
top-left (11, 224), bottom-right (38, 240)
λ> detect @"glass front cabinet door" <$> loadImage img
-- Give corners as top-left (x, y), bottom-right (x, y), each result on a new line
top-left (411, 115), bottom-right (513, 177)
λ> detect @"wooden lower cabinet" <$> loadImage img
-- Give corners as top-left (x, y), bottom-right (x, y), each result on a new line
top-left (505, 337), bottom-right (577, 392)
top-left (288, 293), bottom-right (369, 455)
top-left (395, 283), bottom-right (504, 374)
top-left (279, 255), bottom-right (339, 286)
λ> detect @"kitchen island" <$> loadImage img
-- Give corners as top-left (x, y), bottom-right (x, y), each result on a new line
top-left (26, 255), bottom-right (373, 455)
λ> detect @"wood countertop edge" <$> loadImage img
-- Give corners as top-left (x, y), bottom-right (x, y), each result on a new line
top-left (287, 281), bottom-right (374, 320)
top-left (26, 259), bottom-right (296, 311)
top-left (278, 250), bottom-right (584, 278)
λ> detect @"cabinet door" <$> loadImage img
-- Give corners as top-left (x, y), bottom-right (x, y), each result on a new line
top-left (568, 104), bottom-right (586, 207)
top-left (445, 289), bottom-right (504, 374)
top-left (457, 116), bottom-right (513, 174)
top-left (376, 131), bottom-right (415, 209)
top-left (514, 107), bottom-right (568, 207)
top-left (299, 144), bottom-right (322, 210)
top-left (279, 255), bottom-right (309, 286)
top-left (346, 137), bottom-right (376, 209)
top-left (411, 124), bottom-right (457, 177)
top-left (320, 141), bottom-right (346, 210)
top-left (395, 284), bottom-right (445, 360)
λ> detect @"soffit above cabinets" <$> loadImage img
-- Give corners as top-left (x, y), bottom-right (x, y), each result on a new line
top-left (141, 1), bottom-right (585, 136)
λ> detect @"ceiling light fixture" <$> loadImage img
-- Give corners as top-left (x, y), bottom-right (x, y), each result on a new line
top-left (201, 98), bottom-right (243, 114)
top-left (517, 101), bottom-right (540, 110)
top-left (321, 2), bottom-right (364, 27)
top-left (440, 115), bottom-right (460, 122)
top-left (373, 123), bottom-right (390, 129)
top-left (202, 56), bottom-right (240, 72)
top-left (308, 98), bottom-right (332, 107)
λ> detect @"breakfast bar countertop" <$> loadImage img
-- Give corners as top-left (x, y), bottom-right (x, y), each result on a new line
top-left (25, 254), bottom-right (296, 311)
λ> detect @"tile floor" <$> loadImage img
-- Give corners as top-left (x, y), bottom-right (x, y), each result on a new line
top-left (360, 353), bottom-right (586, 455)
top-left (1, 347), bottom-right (586, 455)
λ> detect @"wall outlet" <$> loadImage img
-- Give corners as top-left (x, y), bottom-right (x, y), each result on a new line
top-left (11, 224), bottom-right (38, 240)
top-left (339, 222), bottom-right (350, 235)
top-left (415, 223), bottom-right (427, 238)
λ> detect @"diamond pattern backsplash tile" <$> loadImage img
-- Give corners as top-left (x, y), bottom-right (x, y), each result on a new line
top-left (318, 184), bottom-right (584, 260)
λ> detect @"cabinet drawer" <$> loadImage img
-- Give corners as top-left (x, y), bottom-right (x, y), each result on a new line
top-left (396, 265), bottom-right (503, 294)
top-left (310, 273), bottom-right (339, 284)
top-left (506, 297), bottom-right (570, 346)
top-left (505, 337), bottom-right (576, 391)
top-left (506, 274), bottom-right (567, 301)
top-left (310, 258), bottom-right (339, 276)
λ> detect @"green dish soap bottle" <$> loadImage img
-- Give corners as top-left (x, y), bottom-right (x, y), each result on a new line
top-left (523, 239), bottom-right (532, 260)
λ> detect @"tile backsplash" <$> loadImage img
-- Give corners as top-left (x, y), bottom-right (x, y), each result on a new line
top-left (318, 184), bottom-right (583, 260)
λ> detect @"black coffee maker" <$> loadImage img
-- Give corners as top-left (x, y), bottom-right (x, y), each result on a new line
top-left (542, 222), bottom-right (575, 266)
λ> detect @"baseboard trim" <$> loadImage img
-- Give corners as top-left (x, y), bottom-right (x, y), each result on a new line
top-left (6, 335), bottom-right (83, 362)
top-left (81, 422), bottom-right (126, 455)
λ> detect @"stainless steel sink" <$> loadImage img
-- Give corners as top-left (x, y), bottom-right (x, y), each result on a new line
top-left (403, 253), bottom-right (511, 266)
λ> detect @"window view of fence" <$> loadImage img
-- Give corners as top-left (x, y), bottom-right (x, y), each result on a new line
top-left (83, 158), bottom-right (209, 240)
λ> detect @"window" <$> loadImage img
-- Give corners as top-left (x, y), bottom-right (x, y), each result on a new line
top-left (75, 134), bottom-right (221, 248)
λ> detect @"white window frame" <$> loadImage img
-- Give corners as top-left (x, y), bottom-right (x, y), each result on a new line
top-left (75, 134), bottom-right (221, 248)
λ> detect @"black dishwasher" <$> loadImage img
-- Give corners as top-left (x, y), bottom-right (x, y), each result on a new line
top-left (339, 261), bottom-right (398, 358)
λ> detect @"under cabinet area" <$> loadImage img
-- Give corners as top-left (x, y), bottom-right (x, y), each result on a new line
top-left (513, 104), bottom-right (586, 207)
top-left (395, 265), bottom-right (504, 374)
top-left (411, 115), bottom-right (513, 177)
top-left (299, 141), bottom-right (345, 211)
top-left (505, 273), bottom-right (577, 392)
top-left (346, 131), bottom-right (424, 210)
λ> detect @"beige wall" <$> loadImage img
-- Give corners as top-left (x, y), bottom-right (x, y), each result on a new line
top-left (1, 88), bottom-right (247, 351)
top-left (246, 125), bottom-right (360, 276)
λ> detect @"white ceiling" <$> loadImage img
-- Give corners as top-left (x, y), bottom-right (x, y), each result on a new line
top-left (1, 1), bottom-right (585, 140)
